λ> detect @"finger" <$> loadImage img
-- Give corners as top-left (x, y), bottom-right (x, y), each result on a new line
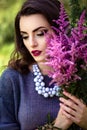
top-left (61, 108), bottom-right (78, 123)
top-left (60, 102), bottom-right (82, 120)
top-left (59, 97), bottom-right (79, 111)
top-left (61, 105), bottom-right (81, 123)
top-left (63, 111), bottom-right (82, 125)
top-left (60, 103), bottom-right (77, 117)
top-left (61, 107), bottom-right (75, 119)
top-left (63, 91), bottom-right (87, 112)
top-left (63, 91), bottom-right (83, 106)
top-left (60, 101), bottom-right (87, 126)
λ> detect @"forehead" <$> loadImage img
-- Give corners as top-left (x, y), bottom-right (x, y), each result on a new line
top-left (19, 14), bottom-right (51, 31)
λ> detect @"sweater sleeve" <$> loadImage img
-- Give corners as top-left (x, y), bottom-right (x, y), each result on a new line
top-left (0, 69), bottom-right (20, 130)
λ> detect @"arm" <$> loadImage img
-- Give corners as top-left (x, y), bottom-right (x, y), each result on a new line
top-left (0, 70), bottom-right (20, 130)
top-left (59, 91), bottom-right (87, 130)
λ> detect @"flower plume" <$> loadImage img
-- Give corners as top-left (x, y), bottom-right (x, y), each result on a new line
top-left (46, 4), bottom-right (87, 89)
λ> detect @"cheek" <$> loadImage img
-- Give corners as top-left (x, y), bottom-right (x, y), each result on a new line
top-left (43, 39), bottom-right (47, 50)
top-left (43, 43), bottom-right (47, 50)
top-left (38, 37), bottom-right (47, 49)
top-left (23, 41), bottom-right (30, 51)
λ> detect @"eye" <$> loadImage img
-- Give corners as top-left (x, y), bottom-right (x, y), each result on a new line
top-left (37, 29), bottom-right (48, 36)
top-left (21, 35), bottom-right (29, 40)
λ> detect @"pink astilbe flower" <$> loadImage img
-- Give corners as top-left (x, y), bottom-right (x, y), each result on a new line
top-left (45, 4), bottom-right (87, 129)
top-left (52, 3), bottom-right (70, 34)
top-left (46, 4), bottom-right (87, 90)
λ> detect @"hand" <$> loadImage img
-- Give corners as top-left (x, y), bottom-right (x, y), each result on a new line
top-left (54, 107), bottom-right (73, 129)
top-left (60, 91), bottom-right (87, 129)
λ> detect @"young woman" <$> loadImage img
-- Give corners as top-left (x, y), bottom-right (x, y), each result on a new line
top-left (0, 0), bottom-right (87, 129)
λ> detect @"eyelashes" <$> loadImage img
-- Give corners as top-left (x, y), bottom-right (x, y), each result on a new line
top-left (21, 29), bottom-right (48, 40)
top-left (37, 29), bottom-right (48, 36)
top-left (22, 36), bottom-right (28, 40)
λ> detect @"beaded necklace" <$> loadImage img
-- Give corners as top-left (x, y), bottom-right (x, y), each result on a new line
top-left (33, 64), bottom-right (60, 98)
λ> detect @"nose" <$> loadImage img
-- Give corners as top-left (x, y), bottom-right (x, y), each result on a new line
top-left (29, 36), bottom-right (38, 47)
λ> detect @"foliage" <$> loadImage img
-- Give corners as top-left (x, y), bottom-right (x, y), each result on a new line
top-left (0, 0), bottom-right (24, 45)
top-left (69, 0), bottom-right (81, 26)
top-left (68, 0), bottom-right (87, 26)
top-left (60, 0), bottom-right (87, 27)
top-left (0, 43), bottom-right (14, 75)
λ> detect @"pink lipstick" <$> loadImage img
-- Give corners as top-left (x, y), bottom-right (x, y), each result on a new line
top-left (31, 50), bottom-right (42, 56)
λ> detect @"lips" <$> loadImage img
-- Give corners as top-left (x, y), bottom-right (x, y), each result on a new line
top-left (31, 50), bottom-right (42, 56)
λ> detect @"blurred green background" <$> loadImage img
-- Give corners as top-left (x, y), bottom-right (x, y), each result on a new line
top-left (0, 0), bottom-right (87, 75)
top-left (0, 0), bottom-right (24, 75)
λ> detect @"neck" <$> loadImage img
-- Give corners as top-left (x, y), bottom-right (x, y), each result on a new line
top-left (37, 62), bottom-right (51, 75)
top-left (29, 62), bottom-right (51, 75)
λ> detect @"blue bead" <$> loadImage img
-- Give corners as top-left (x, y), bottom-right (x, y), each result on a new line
top-left (33, 64), bottom-right (60, 98)
top-left (44, 93), bottom-right (49, 98)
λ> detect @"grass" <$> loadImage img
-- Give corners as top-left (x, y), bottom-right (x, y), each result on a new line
top-left (0, 43), bottom-right (14, 75)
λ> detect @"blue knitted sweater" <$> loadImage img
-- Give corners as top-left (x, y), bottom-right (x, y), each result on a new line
top-left (0, 68), bottom-right (60, 130)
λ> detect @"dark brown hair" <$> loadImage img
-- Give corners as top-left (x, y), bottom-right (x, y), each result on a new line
top-left (8, 0), bottom-right (60, 74)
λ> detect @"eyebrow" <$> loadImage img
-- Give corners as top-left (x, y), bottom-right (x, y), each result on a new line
top-left (20, 26), bottom-right (47, 34)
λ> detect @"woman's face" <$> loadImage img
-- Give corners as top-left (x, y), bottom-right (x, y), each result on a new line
top-left (20, 14), bottom-right (52, 64)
